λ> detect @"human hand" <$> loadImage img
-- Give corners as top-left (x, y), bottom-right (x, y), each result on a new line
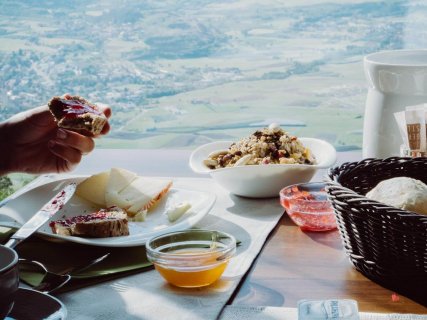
top-left (0, 101), bottom-right (111, 175)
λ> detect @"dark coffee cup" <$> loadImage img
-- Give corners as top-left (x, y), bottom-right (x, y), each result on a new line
top-left (0, 245), bottom-right (19, 319)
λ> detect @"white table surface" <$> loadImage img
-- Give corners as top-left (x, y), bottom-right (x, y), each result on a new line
top-left (10, 148), bottom-right (362, 319)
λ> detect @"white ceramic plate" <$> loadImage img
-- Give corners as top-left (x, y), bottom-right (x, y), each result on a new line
top-left (189, 138), bottom-right (336, 198)
top-left (0, 176), bottom-right (215, 247)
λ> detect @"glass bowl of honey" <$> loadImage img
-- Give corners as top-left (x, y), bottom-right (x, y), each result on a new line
top-left (280, 182), bottom-right (337, 232)
top-left (146, 229), bottom-right (236, 288)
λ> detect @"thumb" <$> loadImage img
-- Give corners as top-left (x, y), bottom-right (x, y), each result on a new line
top-left (25, 105), bottom-right (57, 129)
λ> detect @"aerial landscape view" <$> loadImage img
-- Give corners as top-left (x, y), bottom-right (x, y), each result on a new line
top-left (2, 0), bottom-right (426, 156)
top-left (1, 1), bottom-right (427, 315)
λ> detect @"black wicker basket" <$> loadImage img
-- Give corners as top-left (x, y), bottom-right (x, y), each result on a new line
top-left (325, 157), bottom-right (427, 303)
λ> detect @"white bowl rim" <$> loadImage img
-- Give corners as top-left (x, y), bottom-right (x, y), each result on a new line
top-left (189, 137), bottom-right (337, 174)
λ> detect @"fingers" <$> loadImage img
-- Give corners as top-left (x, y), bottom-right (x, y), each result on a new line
top-left (94, 103), bottom-right (112, 135)
top-left (96, 102), bottom-right (112, 118)
top-left (51, 129), bottom-right (95, 154)
top-left (47, 128), bottom-right (96, 173)
top-left (48, 141), bottom-right (82, 172)
top-left (100, 121), bottom-right (110, 135)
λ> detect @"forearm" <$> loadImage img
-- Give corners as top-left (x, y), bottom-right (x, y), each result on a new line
top-left (0, 121), bottom-right (12, 176)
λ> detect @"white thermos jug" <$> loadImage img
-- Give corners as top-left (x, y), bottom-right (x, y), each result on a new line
top-left (363, 50), bottom-right (427, 158)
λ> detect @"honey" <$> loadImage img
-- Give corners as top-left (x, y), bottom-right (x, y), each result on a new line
top-left (146, 230), bottom-right (236, 288)
top-left (154, 248), bottom-right (229, 288)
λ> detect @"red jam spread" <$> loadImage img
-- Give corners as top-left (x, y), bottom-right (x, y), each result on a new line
top-left (42, 190), bottom-right (66, 216)
top-left (58, 98), bottom-right (102, 119)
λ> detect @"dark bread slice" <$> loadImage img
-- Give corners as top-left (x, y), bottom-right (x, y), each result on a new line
top-left (48, 95), bottom-right (107, 135)
top-left (50, 207), bottom-right (129, 238)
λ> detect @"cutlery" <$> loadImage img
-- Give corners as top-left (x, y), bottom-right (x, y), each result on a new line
top-left (19, 253), bottom-right (110, 294)
top-left (4, 182), bottom-right (77, 249)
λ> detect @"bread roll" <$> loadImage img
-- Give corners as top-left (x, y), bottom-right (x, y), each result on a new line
top-left (366, 177), bottom-right (427, 215)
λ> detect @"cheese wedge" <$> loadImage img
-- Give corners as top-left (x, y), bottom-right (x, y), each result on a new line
top-left (76, 167), bottom-right (173, 218)
top-left (125, 177), bottom-right (173, 215)
top-left (105, 167), bottom-right (138, 208)
top-left (76, 171), bottom-right (110, 206)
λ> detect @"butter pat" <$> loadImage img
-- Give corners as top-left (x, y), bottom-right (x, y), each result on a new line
top-left (129, 209), bottom-right (147, 222)
top-left (166, 202), bottom-right (191, 222)
top-left (298, 299), bottom-right (359, 320)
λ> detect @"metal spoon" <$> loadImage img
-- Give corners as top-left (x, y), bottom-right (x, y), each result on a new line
top-left (19, 253), bottom-right (110, 294)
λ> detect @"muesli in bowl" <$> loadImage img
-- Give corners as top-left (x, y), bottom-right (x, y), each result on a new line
top-left (203, 124), bottom-right (317, 169)
top-left (190, 124), bottom-right (336, 198)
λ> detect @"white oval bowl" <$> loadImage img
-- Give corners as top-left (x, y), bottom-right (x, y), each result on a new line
top-left (189, 138), bottom-right (337, 198)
